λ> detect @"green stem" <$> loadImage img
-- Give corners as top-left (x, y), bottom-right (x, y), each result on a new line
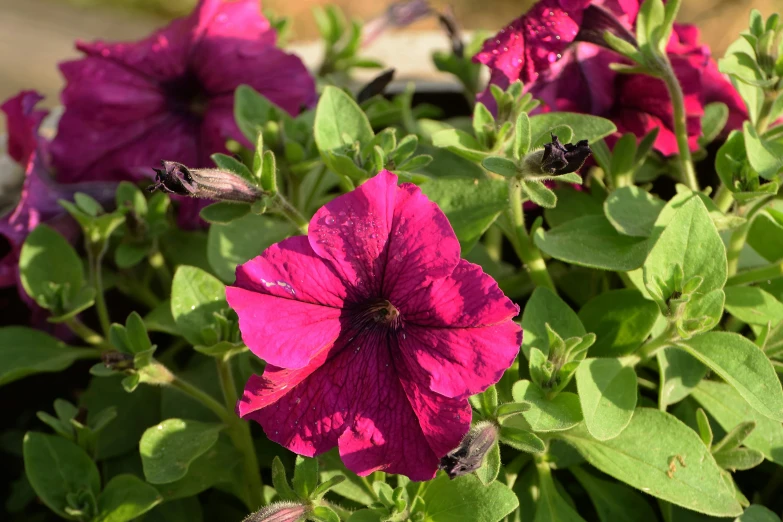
top-left (506, 179), bottom-right (556, 292)
top-left (64, 317), bottom-right (111, 350)
top-left (727, 197), bottom-right (772, 276)
top-left (303, 166), bottom-right (327, 212)
top-left (756, 90), bottom-right (779, 135)
top-left (634, 324), bottom-right (677, 363)
top-left (273, 193), bottom-right (309, 235)
top-left (712, 184), bottom-right (734, 213)
top-left (170, 374), bottom-right (236, 426)
top-left (88, 248), bottom-right (111, 336)
top-left (727, 261), bottom-right (783, 286)
top-left (216, 356), bottom-right (265, 509)
top-left (660, 57), bottom-right (698, 191)
top-left (360, 476), bottom-right (380, 502)
top-left (148, 248), bottom-right (172, 292)
top-left (484, 225), bottom-right (503, 262)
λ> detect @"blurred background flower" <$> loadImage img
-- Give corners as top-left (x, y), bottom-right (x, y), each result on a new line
top-left (0, 0), bottom-right (779, 133)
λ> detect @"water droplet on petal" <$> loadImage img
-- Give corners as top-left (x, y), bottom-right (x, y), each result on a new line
top-left (325, 216), bottom-right (335, 225)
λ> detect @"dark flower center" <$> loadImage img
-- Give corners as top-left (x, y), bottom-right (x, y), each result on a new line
top-left (162, 70), bottom-right (209, 118)
top-left (350, 299), bottom-right (403, 332)
top-left (370, 299), bottom-right (401, 327)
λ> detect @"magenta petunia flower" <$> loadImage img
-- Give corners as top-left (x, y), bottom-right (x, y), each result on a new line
top-left (475, 0), bottom-right (747, 155)
top-left (0, 92), bottom-right (116, 290)
top-left (50, 0), bottom-right (315, 225)
top-left (228, 170), bottom-right (521, 480)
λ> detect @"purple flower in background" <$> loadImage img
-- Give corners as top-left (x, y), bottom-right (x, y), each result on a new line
top-left (51, 0), bottom-right (315, 225)
top-left (0, 92), bottom-right (115, 291)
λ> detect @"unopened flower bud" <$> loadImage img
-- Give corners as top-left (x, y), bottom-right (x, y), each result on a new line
top-left (439, 421), bottom-right (498, 479)
top-left (357, 69), bottom-right (396, 103)
top-left (363, 0), bottom-right (433, 46)
top-left (575, 4), bottom-right (638, 49)
top-left (243, 501), bottom-right (310, 522)
top-left (437, 6), bottom-right (464, 58)
top-left (522, 135), bottom-right (591, 177)
top-left (148, 160), bottom-right (263, 203)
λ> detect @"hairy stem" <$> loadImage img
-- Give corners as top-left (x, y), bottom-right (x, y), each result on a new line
top-left (273, 193), bottom-right (309, 235)
top-left (727, 197), bottom-right (773, 276)
top-left (64, 317), bottom-right (111, 351)
top-left (660, 57), bottom-right (698, 191)
top-left (727, 261), bottom-right (783, 286)
top-left (216, 356), bottom-right (265, 509)
top-left (88, 248), bottom-right (111, 336)
top-left (506, 179), bottom-right (556, 293)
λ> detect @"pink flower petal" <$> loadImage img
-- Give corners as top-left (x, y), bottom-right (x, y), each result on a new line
top-left (1, 91), bottom-right (46, 164)
top-left (309, 170), bottom-right (460, 300)
top-left (227, 236), bottom-right (348, 369)
top-left (239, 328), bottom-right (471, 480)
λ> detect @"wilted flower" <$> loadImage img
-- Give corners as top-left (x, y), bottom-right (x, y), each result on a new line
top-left (50, 0), bottom-right (315, 225)
top-left (148, 160), bottom-right (263, 203)
top-left (526, 135), bottom-right (591, 175)
top-left (439, 421), bottom-right (498, 479)
top-left (474, 0), bottom-right (747, 155)
top-left (363, 0), bottom-right (433, 46)
top-left (0, 92), bottom-right (116, 289)
top-left (229, 170), bottom-right (521, 480)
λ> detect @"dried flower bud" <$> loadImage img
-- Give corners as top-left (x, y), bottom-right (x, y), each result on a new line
top-left (523, 135), bottom-right (591, 176)
top-left (437, 6), bottom-right (464, 58)
top-left (439, 421), bottom-right (498, 479)
top-left (574, 4), bottom-right (638, 49)
top-left (148, 160), bottom-right (263, 203)
top-left (357, 69), bottom-right (396, 103)
top-left (363, 0), bottom-right (433, 46)
top-left (101, 351), bottom-right (135, 371)
top-left (243, 501), bottom-right (310, 522)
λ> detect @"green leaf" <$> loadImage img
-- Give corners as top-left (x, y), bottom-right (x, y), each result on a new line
top-left (735, 505), bottom-right (780, 522)
top-left (713, 447), bottom-right (765, 471)
top-left (515, 112), bottom-right (532, 158)
top-left (678, 332), bottom-right (783, 421)
top-left (700, 102), bottom-right (729, 146)
top-left (743, 122), bottom-right (783, 179)
top-left (199, 202), bottom-right (251, 224)
top-left (657, 348), bottom-right (708, 409)
top-left (138, 498), bottom-right (203, 522)
top-left (522, 287), bottom-right (585, 359)
top-left (115, 243), bottom-right (149, 269)
top-left (23, 432), bottom-right (101, 519)
top-left (312, 506), bottom-right (341, 522)
top-left (534, 468), bottom-right (586, 522)
top-left (420, 177), bottom-right (507, 253)
top-left (576, 358), bottom-right (637, 440)
top-left (0, 327), bottom-right (96, 386)
top-left (499, 427), bottom-right (545, 452)
top-left (481, 156), bottom-right (518, 177)
top-left (475, 441), bottom-right (501, 484)
top-left (19, 224), bottom-right (84, 309)
top-left (561, 408), bottom-right (743, 517)
top-left (315, 86), bottom-right (374, 155)
top-left (431, 129), bottom-right (489, 162)
top-left (692, 380), bottom-right (783, 466)
top-left (512, 380), bottom-right (583, 432)
top-left (293, 456), bottom-right (319, 498)
top-left (724, 286), bottom-right (783, 325)
top-left (747, 212), bottom-right (783, 262)
top-left (144, 300), bottom-right (180, 336)
top-left (421, 473), bottom-right (519, 522)
top-left (644, 196), bottom-right (727, 301)
top-left (578, 289), bottom-right (660, 357)
top-left (528, 113), bottom-right (617, 146)
top-left (544, 189), bottom-right (604, 228)
top-left (207, 213), bottom-right (294, 282)
top-left (153, 438), bottom-right (241, 500)
top-left (523, 180), bottom-right (558, 208)
top-left (570, 466), bottom-right (658, 522)
top-left (535, 215), bottom-right (650, 271)
top-left (604, 187), bottom-right (665, 237)
top-left (95, 474), bottom-right (162, 522)
top-left (234, 85), bottom-right (283, 142)
top-left (170, 266), bottom-right (228, 345)
top-left (271, 456), bottom-right (297, 501)
top-left (140, 419), bottom-right (223, 484)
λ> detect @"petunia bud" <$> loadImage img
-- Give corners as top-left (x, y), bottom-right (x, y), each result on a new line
top-left (243, 501), bottom-right (310, 522)
top-left (439, 421), bottom-right (498, 479)
top-left (437, 6), bottom-right (464, 58)
top-left (148, 160), bottom-right (263, 203)
top-left (363, 0), bottom-right (433, 46)
top-left (357, 69), bottom-right (396, 103)
top-left (574, 4), bottom-right (638, 50)
top-left (522, 135), bottom-right (591, 176)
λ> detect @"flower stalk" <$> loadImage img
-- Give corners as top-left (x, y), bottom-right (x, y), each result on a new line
top-left (659, 56), bottom-right (699, 192)
top-left (506, 179), bottom-right (557, 293)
